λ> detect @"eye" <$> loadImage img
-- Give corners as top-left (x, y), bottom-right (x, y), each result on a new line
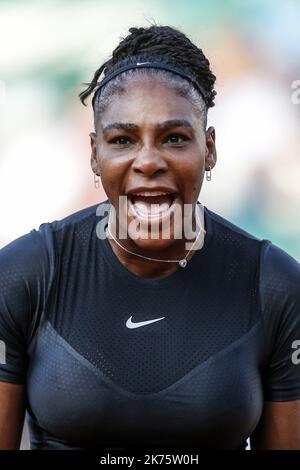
top-left (109, 136), bottom-right (133, 145)
top-left (164, 133), bottom-right (190, 144)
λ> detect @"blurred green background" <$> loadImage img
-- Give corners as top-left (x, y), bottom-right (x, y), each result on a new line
top-left (1, 0), bottom-right (300, 260)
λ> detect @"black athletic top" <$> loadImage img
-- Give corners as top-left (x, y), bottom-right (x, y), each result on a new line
top-left (0, 200), bottom-right (300, 450)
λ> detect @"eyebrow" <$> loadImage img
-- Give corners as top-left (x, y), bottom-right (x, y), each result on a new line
top-left (102, 119), bottom-right (193, 133)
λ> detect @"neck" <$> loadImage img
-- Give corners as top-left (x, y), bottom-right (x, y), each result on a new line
top-left (105, 203), bottom-right (205, 279)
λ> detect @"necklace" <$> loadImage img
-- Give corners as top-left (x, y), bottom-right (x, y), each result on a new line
top-left (105, 204), bottom-right (206, 268)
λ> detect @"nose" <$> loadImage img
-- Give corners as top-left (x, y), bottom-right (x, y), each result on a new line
top-left (132, 145), bottom-right (168, 176)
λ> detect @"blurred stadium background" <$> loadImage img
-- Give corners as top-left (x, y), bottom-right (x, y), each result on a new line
top-left (0, 0), bottom-right (299, 450)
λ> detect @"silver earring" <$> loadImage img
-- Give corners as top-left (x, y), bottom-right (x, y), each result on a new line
top-left (206, 165), bottom-right (212, 181)
top-left (94, 173), bottom-right (100, 189)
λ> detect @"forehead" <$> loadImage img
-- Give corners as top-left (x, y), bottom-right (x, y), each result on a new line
top-left (97, 78), bottom-right (201, 130)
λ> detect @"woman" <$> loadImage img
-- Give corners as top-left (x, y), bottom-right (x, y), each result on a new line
top-left (0, 25), bottom-right (300, 450)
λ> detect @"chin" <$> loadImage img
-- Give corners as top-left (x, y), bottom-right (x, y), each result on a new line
top-left (128, 233), bottom-right (177, 253)
top-left (126, 211), bottom-right (184, 252)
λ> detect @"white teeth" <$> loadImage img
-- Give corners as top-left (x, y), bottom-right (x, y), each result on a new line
top-left (129, 191), bottom-right (173, 196)
top-left (128, 191), bottom-right (178, 219)
top-left (133, 201), bottom-right (171, 216)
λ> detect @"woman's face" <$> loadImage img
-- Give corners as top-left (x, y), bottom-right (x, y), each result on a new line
top-left (90, 77), bottom-right (216, 252)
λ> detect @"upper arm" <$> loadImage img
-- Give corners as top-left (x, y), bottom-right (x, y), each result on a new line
top-left (259, 242), bottom-right (300, 402)
top-left (253, 242), bottom-right (300, 449)
top-left (0, 382), bottom-right (26, 449)
top-left (0, 229), bottom-right (53, 383)
top-left (0, 229), bottom-right (53, 448)
top-left (250, 400), bottom-right (300, 449)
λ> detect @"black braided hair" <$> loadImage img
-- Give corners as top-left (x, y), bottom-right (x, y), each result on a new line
top-left (79, 25), bottom-right (216, 124)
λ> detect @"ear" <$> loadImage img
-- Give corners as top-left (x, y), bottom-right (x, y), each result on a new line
top-left (205, 126), bottom-right (217, 171)
top-left (89, 132), bottom-right (99, 174)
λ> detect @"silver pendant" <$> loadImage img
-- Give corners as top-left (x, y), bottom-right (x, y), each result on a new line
top-left (179, 259), bottom-right (187, 268)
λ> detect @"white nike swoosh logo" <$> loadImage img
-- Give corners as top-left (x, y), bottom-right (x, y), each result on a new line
top-left (126, 315), bottom-right (165, 329)
top-left (136, 62), bottom-right (149, 66)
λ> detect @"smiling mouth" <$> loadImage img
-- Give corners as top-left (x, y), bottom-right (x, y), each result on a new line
top-left (127, 193), bottom-right (179, 219)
